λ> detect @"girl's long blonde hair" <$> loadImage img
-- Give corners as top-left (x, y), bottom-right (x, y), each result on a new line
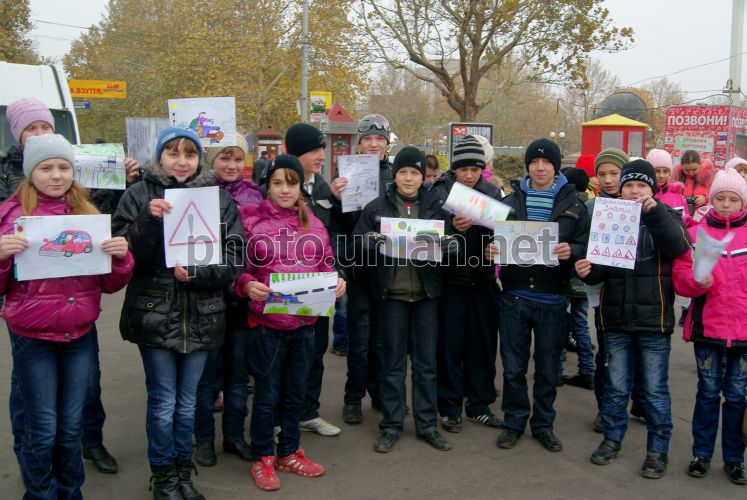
top-left (18, 180), bottom-right (100, 216)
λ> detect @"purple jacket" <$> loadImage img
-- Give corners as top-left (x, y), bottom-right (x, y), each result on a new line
top-left (215, 177), bottom-right (263, 210)
top-left (235, 199), bottom-right (335, 331)
top-left (0, 193), bottom-right (134, 342)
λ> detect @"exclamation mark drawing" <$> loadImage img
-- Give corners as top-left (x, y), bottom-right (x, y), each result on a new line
top-left (188, 214), bottom-right (194, 244)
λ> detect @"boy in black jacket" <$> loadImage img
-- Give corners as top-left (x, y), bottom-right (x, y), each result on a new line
top-left (576, 159), bottom-right (690, 479)
top-left (354, 147), bottom-right (454, 453)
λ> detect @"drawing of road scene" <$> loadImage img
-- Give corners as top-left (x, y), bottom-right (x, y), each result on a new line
top-left (263, 272), bottom-right (338, 317)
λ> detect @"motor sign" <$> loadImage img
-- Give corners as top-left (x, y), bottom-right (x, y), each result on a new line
top-left (447, 122), bottom-right (493, 167)
top-left (69, 80), bottom-right (127, 99)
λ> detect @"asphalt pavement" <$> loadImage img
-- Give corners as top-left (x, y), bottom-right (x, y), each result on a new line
top-left (0, 291), bottom-right (741, 499)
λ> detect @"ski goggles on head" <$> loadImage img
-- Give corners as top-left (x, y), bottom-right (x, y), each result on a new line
top-left (358, 115), bottom-right (390, 134)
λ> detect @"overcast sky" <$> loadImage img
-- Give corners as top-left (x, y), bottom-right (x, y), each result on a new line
top-left (27, 0), bottom-right (744, 101)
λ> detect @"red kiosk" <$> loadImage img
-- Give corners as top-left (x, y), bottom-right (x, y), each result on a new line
top-left (319, 102), bottom-right (357, 181)
top-left (581, 114), bottom-right (649, 158)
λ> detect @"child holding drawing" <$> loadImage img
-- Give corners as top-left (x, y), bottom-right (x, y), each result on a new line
top-left (0, 134), bottom-right (133, 499)
top-left (354, 146), bottom-right (455, 454)
top-left (234, 154), bottom-right (344, 491)
top-left (193, 134), bottom-right (263, 466)
top-left (575, 159), bottom-right (690, 479)
top-left (112, 127), bottom-right (245, 499)
top-left (671, 167), bottom-right (747, 485)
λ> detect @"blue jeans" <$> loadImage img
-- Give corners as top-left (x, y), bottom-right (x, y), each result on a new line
top-left (332, 297), bottom-right (348, 352)
top-left (303, 317), bottom-right (329, 421)
top-left (378, 298), bottom-right (438, 436)
top-left (248, 325), bottom-right (314, 458)
top-left (601, 331), bottom-right (672, 454)
top-left (692, 343), bottom-right (747, 463)
top-left (568, 297), bottom-right (594, 376)
top-left (11, 330), bottom-right (93, 500)
top-left (499, 293), bottom-right (567, 435)
top-left (194, 328), bottom-right (251, 444)
top-left (139, 346), bottom-right (208, 466)
top-left (81, 325), bottom-right (107, 449)
top-left (9, 331), bottom-right (23, 465)
top-left (344, 280), bottom-right (382, 405)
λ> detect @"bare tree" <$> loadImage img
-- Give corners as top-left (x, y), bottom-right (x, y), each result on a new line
top-left (354, 0), bottom-right (632, 120)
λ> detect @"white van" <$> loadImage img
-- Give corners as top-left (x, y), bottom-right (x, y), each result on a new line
top-left (0, 61), bottom-right (80, 151)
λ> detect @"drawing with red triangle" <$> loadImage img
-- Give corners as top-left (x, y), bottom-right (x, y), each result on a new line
top-left (591, 246), bottom-right (600, 255)
top-left (613, 249), bottom-right (623, 258)
top-left (626, 236), bottom-right (637, 245)
top-left (602, 247), bottom-right (611, 257)
top-left (168, 200), bottom-right (218, 246)
top-left (624, 250), bottom-right (635, 260)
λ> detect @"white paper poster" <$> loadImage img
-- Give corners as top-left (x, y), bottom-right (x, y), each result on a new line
top-left (493, 221), bottom-right (559, 266)
top-left (167, 97), bottom-right (237, 148)
top-left (13, 214), bottom-right (112, 281)
top-left (72, 143), bottom-right (126, 190)
top-left (163, 186), bottom-right (221, 268)
top-left (125, 117), bottom-right (169, 166)
top-left (263, 272), bottom-right (338, 317)
top-left (338, 154), bottom-right (379, 213)
top-left (379, 217), bottom-right (445, 263)
top-left (586, 198), bottom-right (642, 269)
top-left (443, 181), bottom-right (511, 229)
top-left (692, 227), bottom-right (734, 282)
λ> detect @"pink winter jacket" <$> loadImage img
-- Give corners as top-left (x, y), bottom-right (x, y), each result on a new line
top-left (235, 199), bottom-right (335, 331)
top-left (672, 209), bottom-right (747, 347)
top-left (0, 193), bottom-right (134, 342)
top-left (656, 181), bottom-right (691, 226)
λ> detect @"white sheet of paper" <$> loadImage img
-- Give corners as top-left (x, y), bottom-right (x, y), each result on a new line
top-left (379, 217), bottom-right (445, 263)
top-left (263, 272), bottom-right (338, 317)
top-left (13, 214), bottom-right (112, 281)
top-left (163, 186), bottom-right (222, 268)
top-left (125, 117), bottom-right (169, 167)
top-left (338, 154), bottom-right (379, 212)
top-left (443, 181), bottom-right (511, 229)
top-left (493, 221), bottom-right (559, 266)
top-left (692, 227), bottom-right (734, 282)
top-left (72, 143), bottom-right (126, 190)
top-left (167, 97), bottom-right (237, 148)
top-left (586, 197), bottom-right (642, 269)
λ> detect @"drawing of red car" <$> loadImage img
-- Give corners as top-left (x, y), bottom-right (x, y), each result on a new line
top-left (267, 292), bottom-right (301, 305)
top-left (39, 230), bottom-right (93, 257)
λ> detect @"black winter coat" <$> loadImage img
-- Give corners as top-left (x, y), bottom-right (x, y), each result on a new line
top-left (581, 200), bottom-right (690, 334)
top-left (430, 171), bottom-right (499, 287)
top-left (499, 178), bottom-right (590, 294)
top-left (0, 145), bottom-right (24, 203)
top-left (112, 162), bottom-right (246, 353)
top-left (353, 185), bottom-right (450, 300)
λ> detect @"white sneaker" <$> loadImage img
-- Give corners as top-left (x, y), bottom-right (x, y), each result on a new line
top-left (273, 425), bottom-right (281, 445)
top-left (299, 417), bottom-right (341, 436)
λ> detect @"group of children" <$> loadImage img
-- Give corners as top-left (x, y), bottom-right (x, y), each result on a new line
top-left (1, 93), bottom-right (746, 500)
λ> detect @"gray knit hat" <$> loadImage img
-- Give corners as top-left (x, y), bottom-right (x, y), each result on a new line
top-left (451, 135), bottom-right (486, 170)
top-left (23, 134), bottom-right (75, 177)
top-left (594, 148), bottom-right (629, 174)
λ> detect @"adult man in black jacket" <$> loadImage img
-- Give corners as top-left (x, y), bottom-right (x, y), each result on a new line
top-left (429, 135), bottom-right (503, 432)
top-left (490, 139), bottom-right (589, 453)
top-left (284, 123), bottom-right (342, 437)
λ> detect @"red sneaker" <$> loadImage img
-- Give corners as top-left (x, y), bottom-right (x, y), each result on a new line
top-left (251, 456), bottom-right (280, 491)
top-left (275, 448), bottom-right (326, 477)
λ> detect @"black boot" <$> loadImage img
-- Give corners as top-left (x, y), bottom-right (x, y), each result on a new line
top-left (175, 459), bottom-right (205, 500)
top-left (149, 463), bottom-right (181, 500)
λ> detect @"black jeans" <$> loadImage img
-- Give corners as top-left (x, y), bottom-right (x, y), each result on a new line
top-left (303, 317), bottom-right (329, 420)
top-left (499, 293), bottom-right (567, 435)
top-left (378, 298), bottom-right (438, 436)
top-left (437, 282), bottom-right (500, 417)
top-left (344, 279), bottom-right (382, 405)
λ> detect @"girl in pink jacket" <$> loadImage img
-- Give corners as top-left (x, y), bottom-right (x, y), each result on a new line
top-left (647, 148), bottom-right (688, 214)
top-left (0, 134), bottom-right (133, 498)
top-left (672, 167), bottom-right (747, 485)
top-left (234, 154), bottom-right (345, 491)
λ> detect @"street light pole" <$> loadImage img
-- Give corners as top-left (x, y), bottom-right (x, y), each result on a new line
top-left (301, 0), bottom-right (309, 122)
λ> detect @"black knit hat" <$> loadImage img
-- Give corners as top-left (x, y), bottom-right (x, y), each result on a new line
top-left (561, 167), bottom-right (590, 193)
top-left (393, 146), bottom-right (427, 177)
top-left (619, 159), bottom-right (657, 194)
top-left (525, 138), bottom-right (561, 173)
top-left (451, 135), bottom-right (486, 170)
top-left (265, 154), bottom-right (305, 183)
top-left (285, 123), bottom-right (326, 157)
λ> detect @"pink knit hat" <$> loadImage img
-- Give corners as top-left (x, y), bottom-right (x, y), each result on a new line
top-left (709, 167), bottom-right (747, 204)
top-left (645, 148), bottom-right (673, 173)
top-left (5, 97), bottom-right (55, 143)
top-left (724, 156), bottom-right (747, 171)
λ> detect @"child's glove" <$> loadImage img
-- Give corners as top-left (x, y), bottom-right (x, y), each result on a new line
top-left (363, 232), bottom-right (389, 251)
